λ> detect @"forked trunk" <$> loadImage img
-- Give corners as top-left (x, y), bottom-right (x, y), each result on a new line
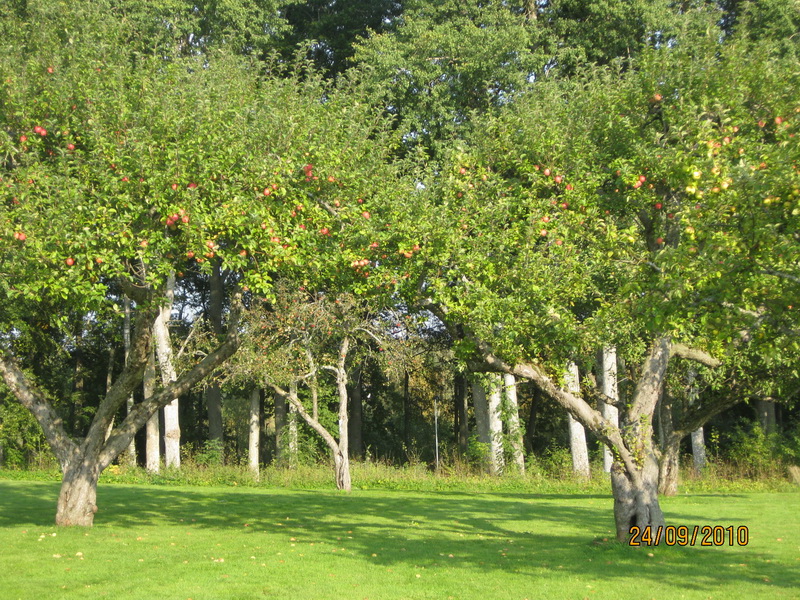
top-left (56, 461), bottom-right (100, 527)
top-left (611, 450), bottom-right (665, 543)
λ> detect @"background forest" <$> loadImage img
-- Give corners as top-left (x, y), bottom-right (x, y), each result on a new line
top-left (0, 0), bottom-right (798, 537)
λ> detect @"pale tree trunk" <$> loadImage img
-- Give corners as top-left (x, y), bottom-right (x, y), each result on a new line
top-left (123, 297), bottom-right (137, 466)
top-left (205, 259), bottom-right (225, 444)
top-left (248, 388), bottom-right (260, 480)
top-left (566, 362), bottom-right (590, 479)
top-left (486, 373), bottom-right (505, 475)
top-left (0, 287), bottom-right (243, 527)
top-left (599, 347), bottom-right (619, 473)
top-left (154, 273), bottom-right (180, 469)
top-left (288, 392), bottom-right (298, 463)
top-left (144, 347), bottom-right (160, 473)
top-left (691, 428), bottom-right (706, 472)
top-left (104, 347), bottom-right (116, 442)
top-left (503, 374), bottom-right (525, 473)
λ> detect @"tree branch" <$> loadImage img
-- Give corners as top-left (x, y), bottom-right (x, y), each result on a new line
top-left (669, 343), bottom-right (721, 368)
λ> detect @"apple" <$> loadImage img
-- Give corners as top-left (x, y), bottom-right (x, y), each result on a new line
top-left (362, 211), bottom-right (371, 219)
top-left (555, 239), bottom-right (563, 246)
top-left (139, 239), bottom-right (148, 247)
top-left (560, 202), bottom-right (568, 209)
top-left (181, 215), bottom-right (189, 223)
top-left (205, 252), bottom-right (215, 258)
top-left (459, 167), bottom-right (467, 175)
top-left (654, 202), bottom-right (663, 210)
top-left (540, 229), bottom-right (548, 236)
top-left (188, 182), bottom-right (197, 189)
top-left (639, 175), bottom-right (646, 183)
top-left (656, 237), bottom-right (664, 245)
top-left (206, 240), bottom-right (215, 249)
top-left (14, 231), bottom-right (26, 241)
top-left (65, 257), bottom-right (75, 266)
top-left (271, 236), bottom-right (280, 243)
top-left (652, 93), bottom-right (662, 102)
top-left (319, 227), bottom-right (329, 235)
top-left (186, 251), bottom-right (195, 259)
top-left (47, 66), bottom-right (54, 74)
top-left (357, 198), bottom-right (364, 204)
top-left (239, 250), bottom-right (248, 256)
top-left (541, 216), bottom-right (550, 223)
top-left (328, 176), bottom-right (336, 182)
top-left (171, 183), bottom-right (178, 191)
top-left (66, 143), bottom-right (75, 150)
top-left (543, 168), bottom-right (551, 177)
top-left (263, 188), bottom-right (271, 196)
top-left (19, 135), bottom-right (27, 143)
top-left (554, 175), bottom-right (563, 184)
top-left (565, 184), bottom-right (573, 191)
top-left (412, 244), bottom-right (420, 251)
top-left (370, 242), bottom-right (379, 249)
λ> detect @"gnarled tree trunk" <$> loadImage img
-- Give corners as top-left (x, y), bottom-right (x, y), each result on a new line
top-left (56, 459), bottom-right (100, 527)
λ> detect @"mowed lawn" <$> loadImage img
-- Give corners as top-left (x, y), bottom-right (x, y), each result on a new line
top-left (0, 481), bottom-right (797, 599)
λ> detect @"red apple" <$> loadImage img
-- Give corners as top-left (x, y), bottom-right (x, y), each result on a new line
top-left (540, 229), bottom-right (548, 236)
top-left (239, 250), bottom-right (248, 256)
top-left (560, 202), bottom-right (568, 209)
top-left (554, 175), bottom-right (563, 184)
top-left (14, 231), bottom-right (26, 241)
top-left (541, 216), bottom-right (550, 223)
top-left (66, 143), bottom-right (75, 150)
top-left (171, 183), bottom-right (178, 191)
top-left (555, 239), bottom-right (563, 246)
top-left (362, 211), bottom-right (371, 219)
top-left (320, 227), bottom-right (329, 235)
top-left (565, 184), bottom-right (573, 191)
top-left (186, 251), bottom-right (195, 259)
top-left (19, 135), bottom-right (27, 143)
top-left (263, 188), bottom-right (271, 196)
top-left (65, 257), bottom-right (75, 266)
top-left (188, 182), bottom-right (197, 189)
top-left (656, 237), bottom-right (664, 245)
top-left (543, 168), bottom-right (551, 177)
top-left (654, 202), bottom-right (663, 210)
top-left (47, 66), bottom-right (54, 74)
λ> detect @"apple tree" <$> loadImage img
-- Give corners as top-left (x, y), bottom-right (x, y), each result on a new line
top-left (408, 31), bottom-right (799, 542)
top-left (0, 1), bottom-right (408, 525)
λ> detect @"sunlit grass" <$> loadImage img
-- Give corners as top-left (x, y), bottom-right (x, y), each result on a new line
top-left (0, 478), bottom-right (797, 599)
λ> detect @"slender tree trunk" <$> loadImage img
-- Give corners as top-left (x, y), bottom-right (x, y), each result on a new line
top-left (123, 297), bottom-right (137, 466)
top-left (486, 373), bottom-right (505, 475)
top-left (503, 373), bottom-right (525, 473)
top-left (144, 348), bottom-right (160, 473)
top-left (566, 362), bottom-right (590, 479)
top-left (348, 365), bottom-right (364, 459)
top-left (104, 347), bottom-right (116, 441)
top-left (206, 259), bottom-right (225, 444)
top-left (454, 372), bottom-right (469, 456)
top-left (333, 339), bottom-right (351, 491)
top-left (691, 428), bottom-right (706, 472)
top-left (248, 388), bottom-right (260, 480)
top-left (154, 273), bottom-right (180, 469)
top-left (599, 347), bottom-right (619, 473)
top-left (274, 388), bottom-right (291, 467)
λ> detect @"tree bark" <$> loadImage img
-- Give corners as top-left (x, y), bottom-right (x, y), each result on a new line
top-left (144, 347), bottom-right (160, 473)
top-left (471, 378), bottom-right (491, 472)
top-left (154, 273), bottom-right (180, 469)
top-left (486, 373), bottom-right (505, 475)
top-left (56, 460), bottom-right (100, 527)
top-left (566, 362), bottom-right (590, 479)
top-left (691, 427), bottom-right (706, 472)
top-left (503, 374), bottom-right (525, 473)
top-left (757, 398), bottom-right (776, 434)
top-left (599, 347), bottom-right (619, 473)
top-left (248, 388), bottom-right (260, 480)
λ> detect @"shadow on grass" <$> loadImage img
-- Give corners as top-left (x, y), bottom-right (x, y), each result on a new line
top-left (0, 480), bottom-right (795, 594)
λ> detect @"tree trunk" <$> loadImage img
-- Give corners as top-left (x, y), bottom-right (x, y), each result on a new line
top-left (566, 362), bottom-right (590, 479)
top-left (154, 273), bottom-right (180, 469)
top-left (248, 388), bottom-right (260, 480)
top-left (503, 373), bottom-right (525, 473)
top-left (144, 348), bottom-right (160, 473)
top-left (56, 460), bottom-right (100, 527)
top-left (348, 364), bottom-right (364, 459)
top-left (333, 340), bottom-right (351, 490)
top-left (611, 450), bottom-right (665, 543)
top-left (524, 386), bottom-right (540, 454)
top-left (206, 259), bottom-right (225, 444)
top-left (402, 370), bottom-right (411, 450)
top-left (599, 347), bottom-right (619, 473)
top-left (274, 388), bottom-right (293, 467)
top-left (454, 372), bottom-right (469, 456)
top-left (486, 373), bottom-right (505, 475)
top-left (691, 427), bottom-right (706, 472)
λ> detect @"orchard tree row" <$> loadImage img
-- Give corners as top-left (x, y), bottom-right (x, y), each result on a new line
top-left (1, 0), bottom-right (798, 543)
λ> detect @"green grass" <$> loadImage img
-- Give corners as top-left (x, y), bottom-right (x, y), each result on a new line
top-left (0, 479), bottom-right (798, 599)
